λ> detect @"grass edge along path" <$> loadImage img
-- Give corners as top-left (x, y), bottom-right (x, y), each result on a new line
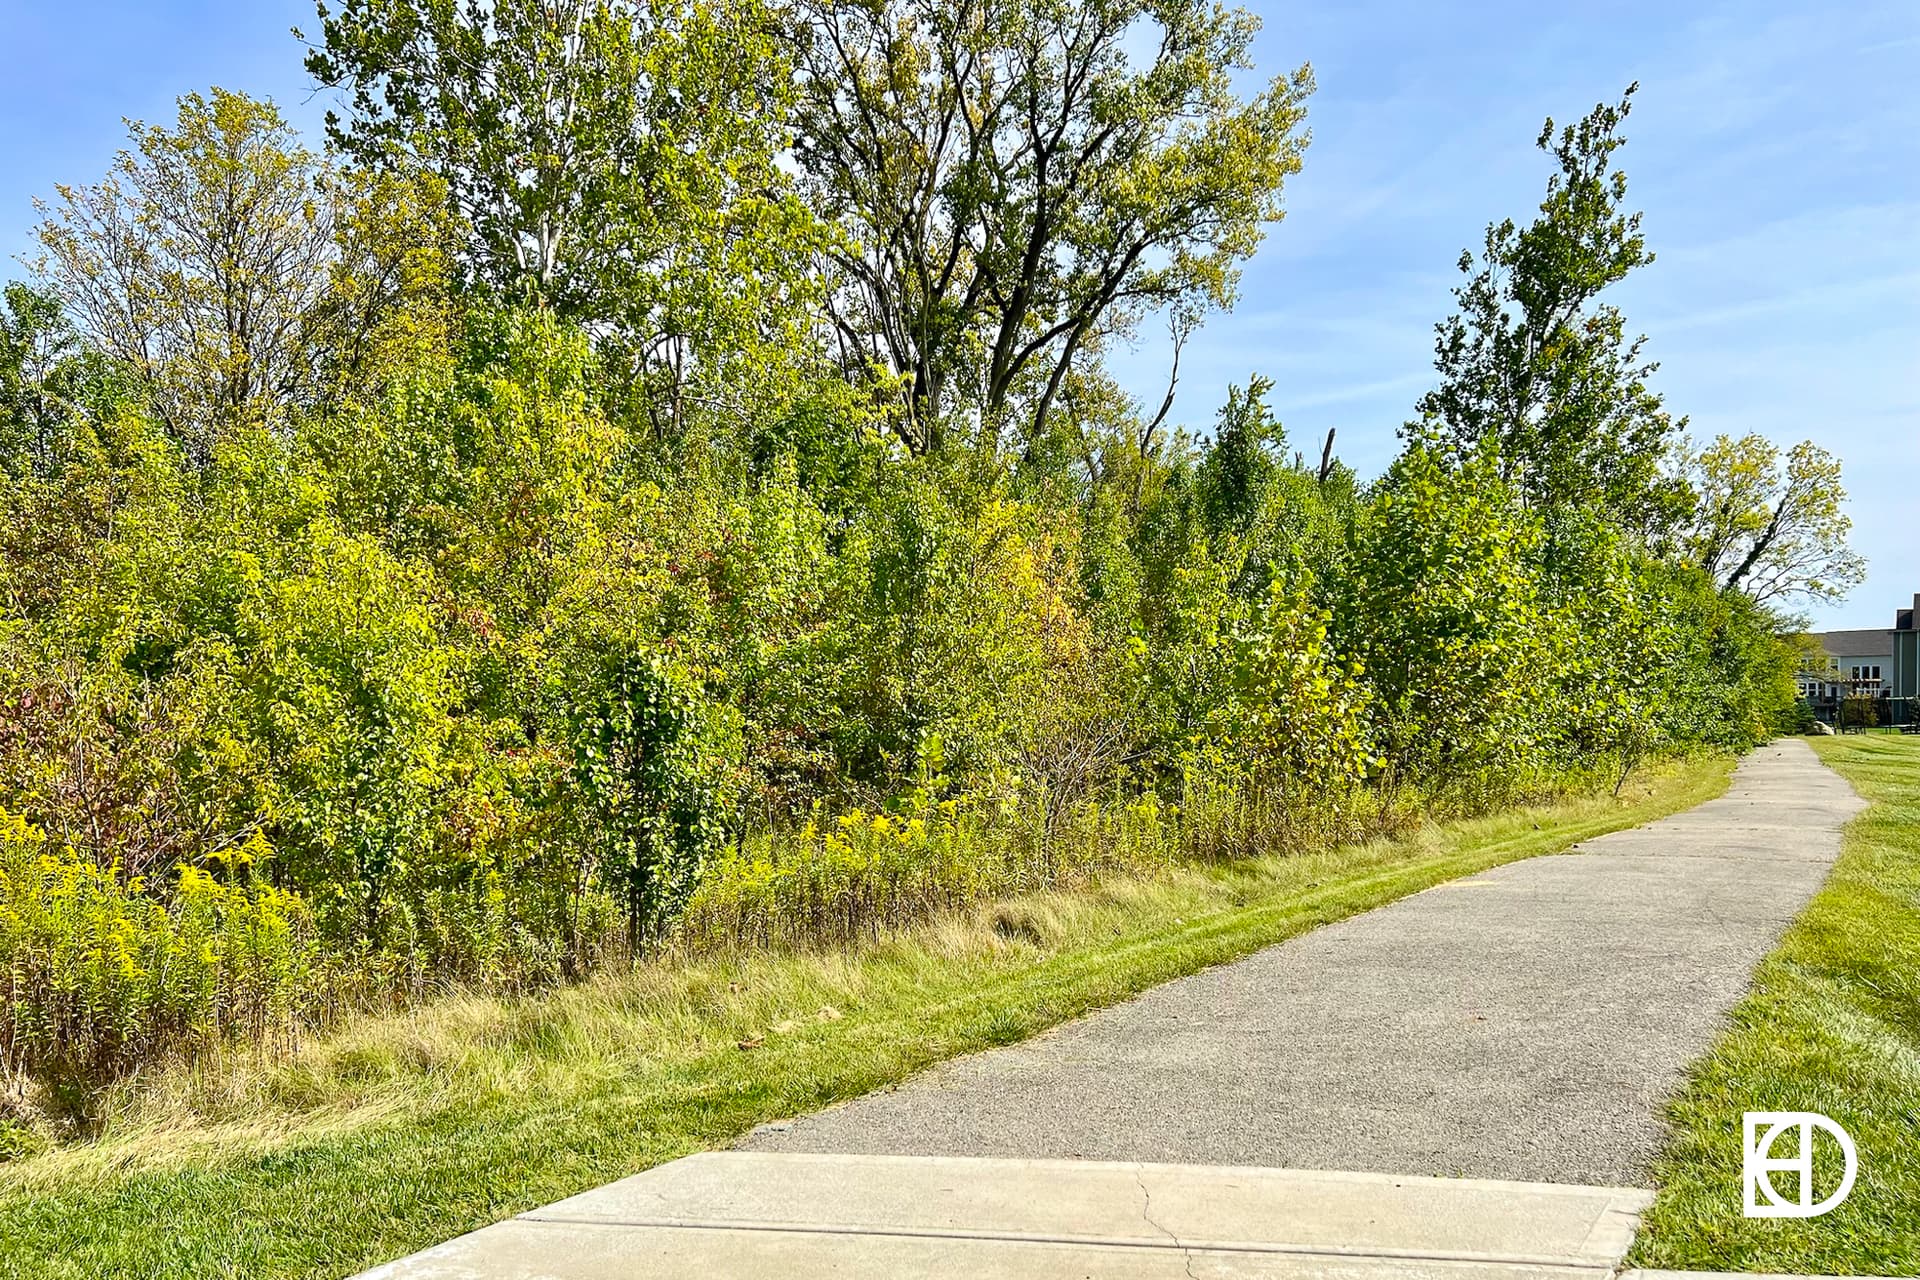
top-left (1, 756), bottom-right (1732, 1280)
top-left (1631, 735), bottom-right (1920, 1277)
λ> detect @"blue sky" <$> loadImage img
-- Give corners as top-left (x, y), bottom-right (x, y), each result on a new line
top-left (1, 0), bottom-right (1913, 628)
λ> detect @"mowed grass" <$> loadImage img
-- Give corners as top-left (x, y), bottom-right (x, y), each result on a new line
top-left (0, 757), bottom-right (1731, 1280)
top-left (1632, 735), bottom-right (1920, 1275)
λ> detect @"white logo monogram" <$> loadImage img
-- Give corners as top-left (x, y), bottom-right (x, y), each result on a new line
top-left (1742, 1112), bottom-right (1857, 1219)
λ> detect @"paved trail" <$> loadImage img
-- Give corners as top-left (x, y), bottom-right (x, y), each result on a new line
top-left (369, 741), bottom-right (1866, 1278)
top-left (747, 739), bottom-right (1863, 1185)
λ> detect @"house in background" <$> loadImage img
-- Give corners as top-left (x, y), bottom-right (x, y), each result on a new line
top-left (1801, 628), bottom-right (1892, 696)
top-left (1800, 593), bottom-right (1919, 726)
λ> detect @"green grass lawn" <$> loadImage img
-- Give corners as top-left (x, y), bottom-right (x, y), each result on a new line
top-left (0, 757), bottom-right (1731, 1280)
top-left (1631, 735), bottom-right (1920, 1276)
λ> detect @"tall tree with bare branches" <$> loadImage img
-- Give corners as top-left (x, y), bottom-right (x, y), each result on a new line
top-left (33, 92), bottom-right (338, 459)
top-left (30, 90), bottom-right (447, 462)
top-left (1679, 433), bottom-right (1864, 606)
top-left (789, 0), bottom-right (1312, 454)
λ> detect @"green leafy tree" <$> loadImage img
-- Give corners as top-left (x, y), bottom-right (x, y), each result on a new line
top-left (1407, 87), bottom-right (1686, 532)
top-left (1123, 382), bottom-right (1350, 769)
top-left (1193, 378), bottom-right (1284, 541)
top-left (0, 285), bottom-right (92, 477)
top-left (1337, 447), bottom-right (1554, 797)
top-left (306, 0), bottom-right (821, 438)
top-left (789, 0), bottom-right (1313, 451)
top-left (1677, 432), bottom-right (1865, 606)
top-left (30, 91), bottom-right (447, 462)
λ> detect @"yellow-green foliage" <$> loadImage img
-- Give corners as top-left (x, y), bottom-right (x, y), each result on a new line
top-left (682, 787), bottom-right (1174, 950)
top-left (0, 754), bottom-right (1733, 1280)
top-left (0, 84), bottom-right (1806, 1113)
top-left (0, 312), bottom-right (1795, 1111)
top-left (0, 809), bottom-right (317, 1093)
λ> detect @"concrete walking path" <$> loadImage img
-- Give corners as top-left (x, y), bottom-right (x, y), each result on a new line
top-left (745, 739), bottom-right (1862, 1184)
top-left (361, 740), bottom-right (1866, 1277)
top-left (365, 1153), bottom-right (1653, 1279)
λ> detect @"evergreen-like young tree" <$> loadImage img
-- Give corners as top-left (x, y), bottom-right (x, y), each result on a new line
top-left (1407, 87), bottom-right (1687, 534)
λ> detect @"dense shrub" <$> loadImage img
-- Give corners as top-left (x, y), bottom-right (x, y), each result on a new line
top-left (0, 71), bottom-right (1819, 1110)
top-left (1336, 448), bottom-right (1557, 801)
top-left (0, 316), bottom-right (1803, 1109)
top-left (560, 650), bottom-right (742, 952)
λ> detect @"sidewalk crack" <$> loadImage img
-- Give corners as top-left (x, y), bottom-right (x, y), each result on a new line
top-left (1134, 1170), bottom-right (1199, 1280)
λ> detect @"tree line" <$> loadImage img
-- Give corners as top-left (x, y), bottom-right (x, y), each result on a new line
top-left (0, 2), bottom-right (1861, 1103)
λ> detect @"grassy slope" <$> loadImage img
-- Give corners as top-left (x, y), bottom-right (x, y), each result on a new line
top-left (1, 758), bottom-right (1731, 1280)
top-left (1632, 735), bottom-right (1920, 1276)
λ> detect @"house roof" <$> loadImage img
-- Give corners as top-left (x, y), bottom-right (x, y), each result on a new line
top-left (1817, 628), bottom-right (1895, 658)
